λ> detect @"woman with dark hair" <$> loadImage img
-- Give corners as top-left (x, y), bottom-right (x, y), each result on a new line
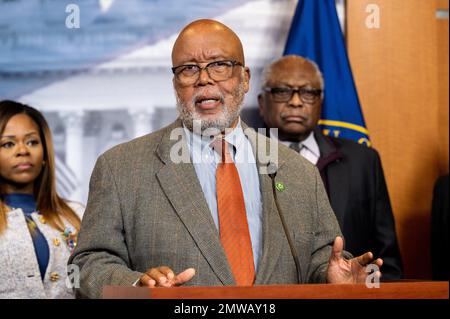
top-left (0, 100), bottom-right (83, 298)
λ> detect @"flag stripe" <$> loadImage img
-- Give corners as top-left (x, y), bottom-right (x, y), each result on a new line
top-left (318, 120), bottom-right (369, 135)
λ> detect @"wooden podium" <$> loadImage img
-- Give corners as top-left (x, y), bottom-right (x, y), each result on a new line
top-left (103, 281), bottom-right (448, 299)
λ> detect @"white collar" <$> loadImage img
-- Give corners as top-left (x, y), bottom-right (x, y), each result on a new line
top-left (269, 130), bottom-right (320, 157)
top-left (300, 131), bottom-right (320, 158)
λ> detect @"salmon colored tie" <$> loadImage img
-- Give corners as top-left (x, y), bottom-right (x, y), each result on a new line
top-left (211, 137), bottom-right (255, 286)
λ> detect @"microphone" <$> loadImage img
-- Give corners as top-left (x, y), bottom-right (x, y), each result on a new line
top-left (267, 163), bottom-right (303, 284)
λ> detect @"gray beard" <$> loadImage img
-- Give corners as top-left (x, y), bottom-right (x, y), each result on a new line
top-left (176, 83), bottom-right (245, 133)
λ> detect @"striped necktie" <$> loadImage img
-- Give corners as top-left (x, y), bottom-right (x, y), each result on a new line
top-left (289, 142), bottom-right (303, 153)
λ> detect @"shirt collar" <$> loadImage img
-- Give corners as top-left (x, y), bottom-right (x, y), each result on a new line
top-left (3, 193), bottom-right (37, 215)
top-left (183, 117), bottom-right (246, 156)
top-left (301, 131), bottom-right (321, 158)
top-left (269, 129), bottom-right (320, 157)
top-left (223, 118), bottom-right (246, 150)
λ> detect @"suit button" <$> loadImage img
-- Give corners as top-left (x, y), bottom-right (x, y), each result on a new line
top-left (50, 272), bottom-right (60, 282)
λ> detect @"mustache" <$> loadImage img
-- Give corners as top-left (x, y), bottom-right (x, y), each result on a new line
top-left (191, 90), bottom-right (225, 106)
top-left (174, 81), bottom-right (246, 132)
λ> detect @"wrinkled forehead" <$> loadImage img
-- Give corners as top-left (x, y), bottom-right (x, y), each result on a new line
top-left (172, 27), bottom-right (245, 66)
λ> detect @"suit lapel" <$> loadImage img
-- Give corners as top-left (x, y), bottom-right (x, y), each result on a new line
top-left (155, 120), bottom-right (234, 285)
top-left (326, 162), bottom-right (349, 229)
top-left (241, 125), bottom-right (286, 284)
top-left (315, 130), bottom-right (348, 228)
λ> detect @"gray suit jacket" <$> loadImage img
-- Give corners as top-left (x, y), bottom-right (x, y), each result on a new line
top-left (69, 120), bottom-right (346, 299)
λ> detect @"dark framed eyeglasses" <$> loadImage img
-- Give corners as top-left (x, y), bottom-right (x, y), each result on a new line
top-left (263, 86), bottom-right (322, 103)
top-left (172, 60), bottom-right (244, 85)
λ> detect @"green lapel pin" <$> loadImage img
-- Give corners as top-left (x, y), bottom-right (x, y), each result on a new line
top-left (275, 182), bottom-right (285, 192)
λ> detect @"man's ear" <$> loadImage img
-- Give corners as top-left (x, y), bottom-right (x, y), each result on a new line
top-left (243, 67), bottom-right (251, 93)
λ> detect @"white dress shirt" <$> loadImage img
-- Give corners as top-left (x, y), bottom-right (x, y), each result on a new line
top-left (269, 130), bottom-right (321, 165)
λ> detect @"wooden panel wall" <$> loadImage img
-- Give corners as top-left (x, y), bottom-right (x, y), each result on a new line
top-left (346, 0), bottom-right (449, 279)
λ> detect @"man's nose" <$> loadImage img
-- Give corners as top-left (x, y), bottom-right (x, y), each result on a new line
top-left (196, 68), bottom-right (214, 86)
top-left (288, 91), bottom-right (303, 107)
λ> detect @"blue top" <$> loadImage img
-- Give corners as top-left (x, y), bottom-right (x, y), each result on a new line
top-left (183, 120), bottom-right (263, 271)
top-left (4, 193), bottom-right (49, 280)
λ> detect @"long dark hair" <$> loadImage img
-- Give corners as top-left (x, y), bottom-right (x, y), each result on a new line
top-left (0, 100), bottom-right (81, 234)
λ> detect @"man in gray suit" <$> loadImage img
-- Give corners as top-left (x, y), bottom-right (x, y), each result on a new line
top-left (69, 19), bottom-right (383, 299)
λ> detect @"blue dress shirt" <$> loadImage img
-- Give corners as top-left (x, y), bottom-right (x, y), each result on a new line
top-left (183, 120), bottom-right (263, 271)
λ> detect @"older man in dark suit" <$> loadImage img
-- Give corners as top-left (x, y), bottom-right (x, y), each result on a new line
top-left (258, 55), bottom-right (402, 280)
top-left (69, 20), bottom-right (383, 299)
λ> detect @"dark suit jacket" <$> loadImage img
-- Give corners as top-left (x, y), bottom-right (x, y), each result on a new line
top-left (69, 120), bottom-right (347, 298)
top-left (314, 129), bottom-right (403, 280)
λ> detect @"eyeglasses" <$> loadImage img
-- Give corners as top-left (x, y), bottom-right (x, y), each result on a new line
top-left (263, 86), bottom-right (322, 104)
top-left (172, 60), bottom-right (244, 85)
